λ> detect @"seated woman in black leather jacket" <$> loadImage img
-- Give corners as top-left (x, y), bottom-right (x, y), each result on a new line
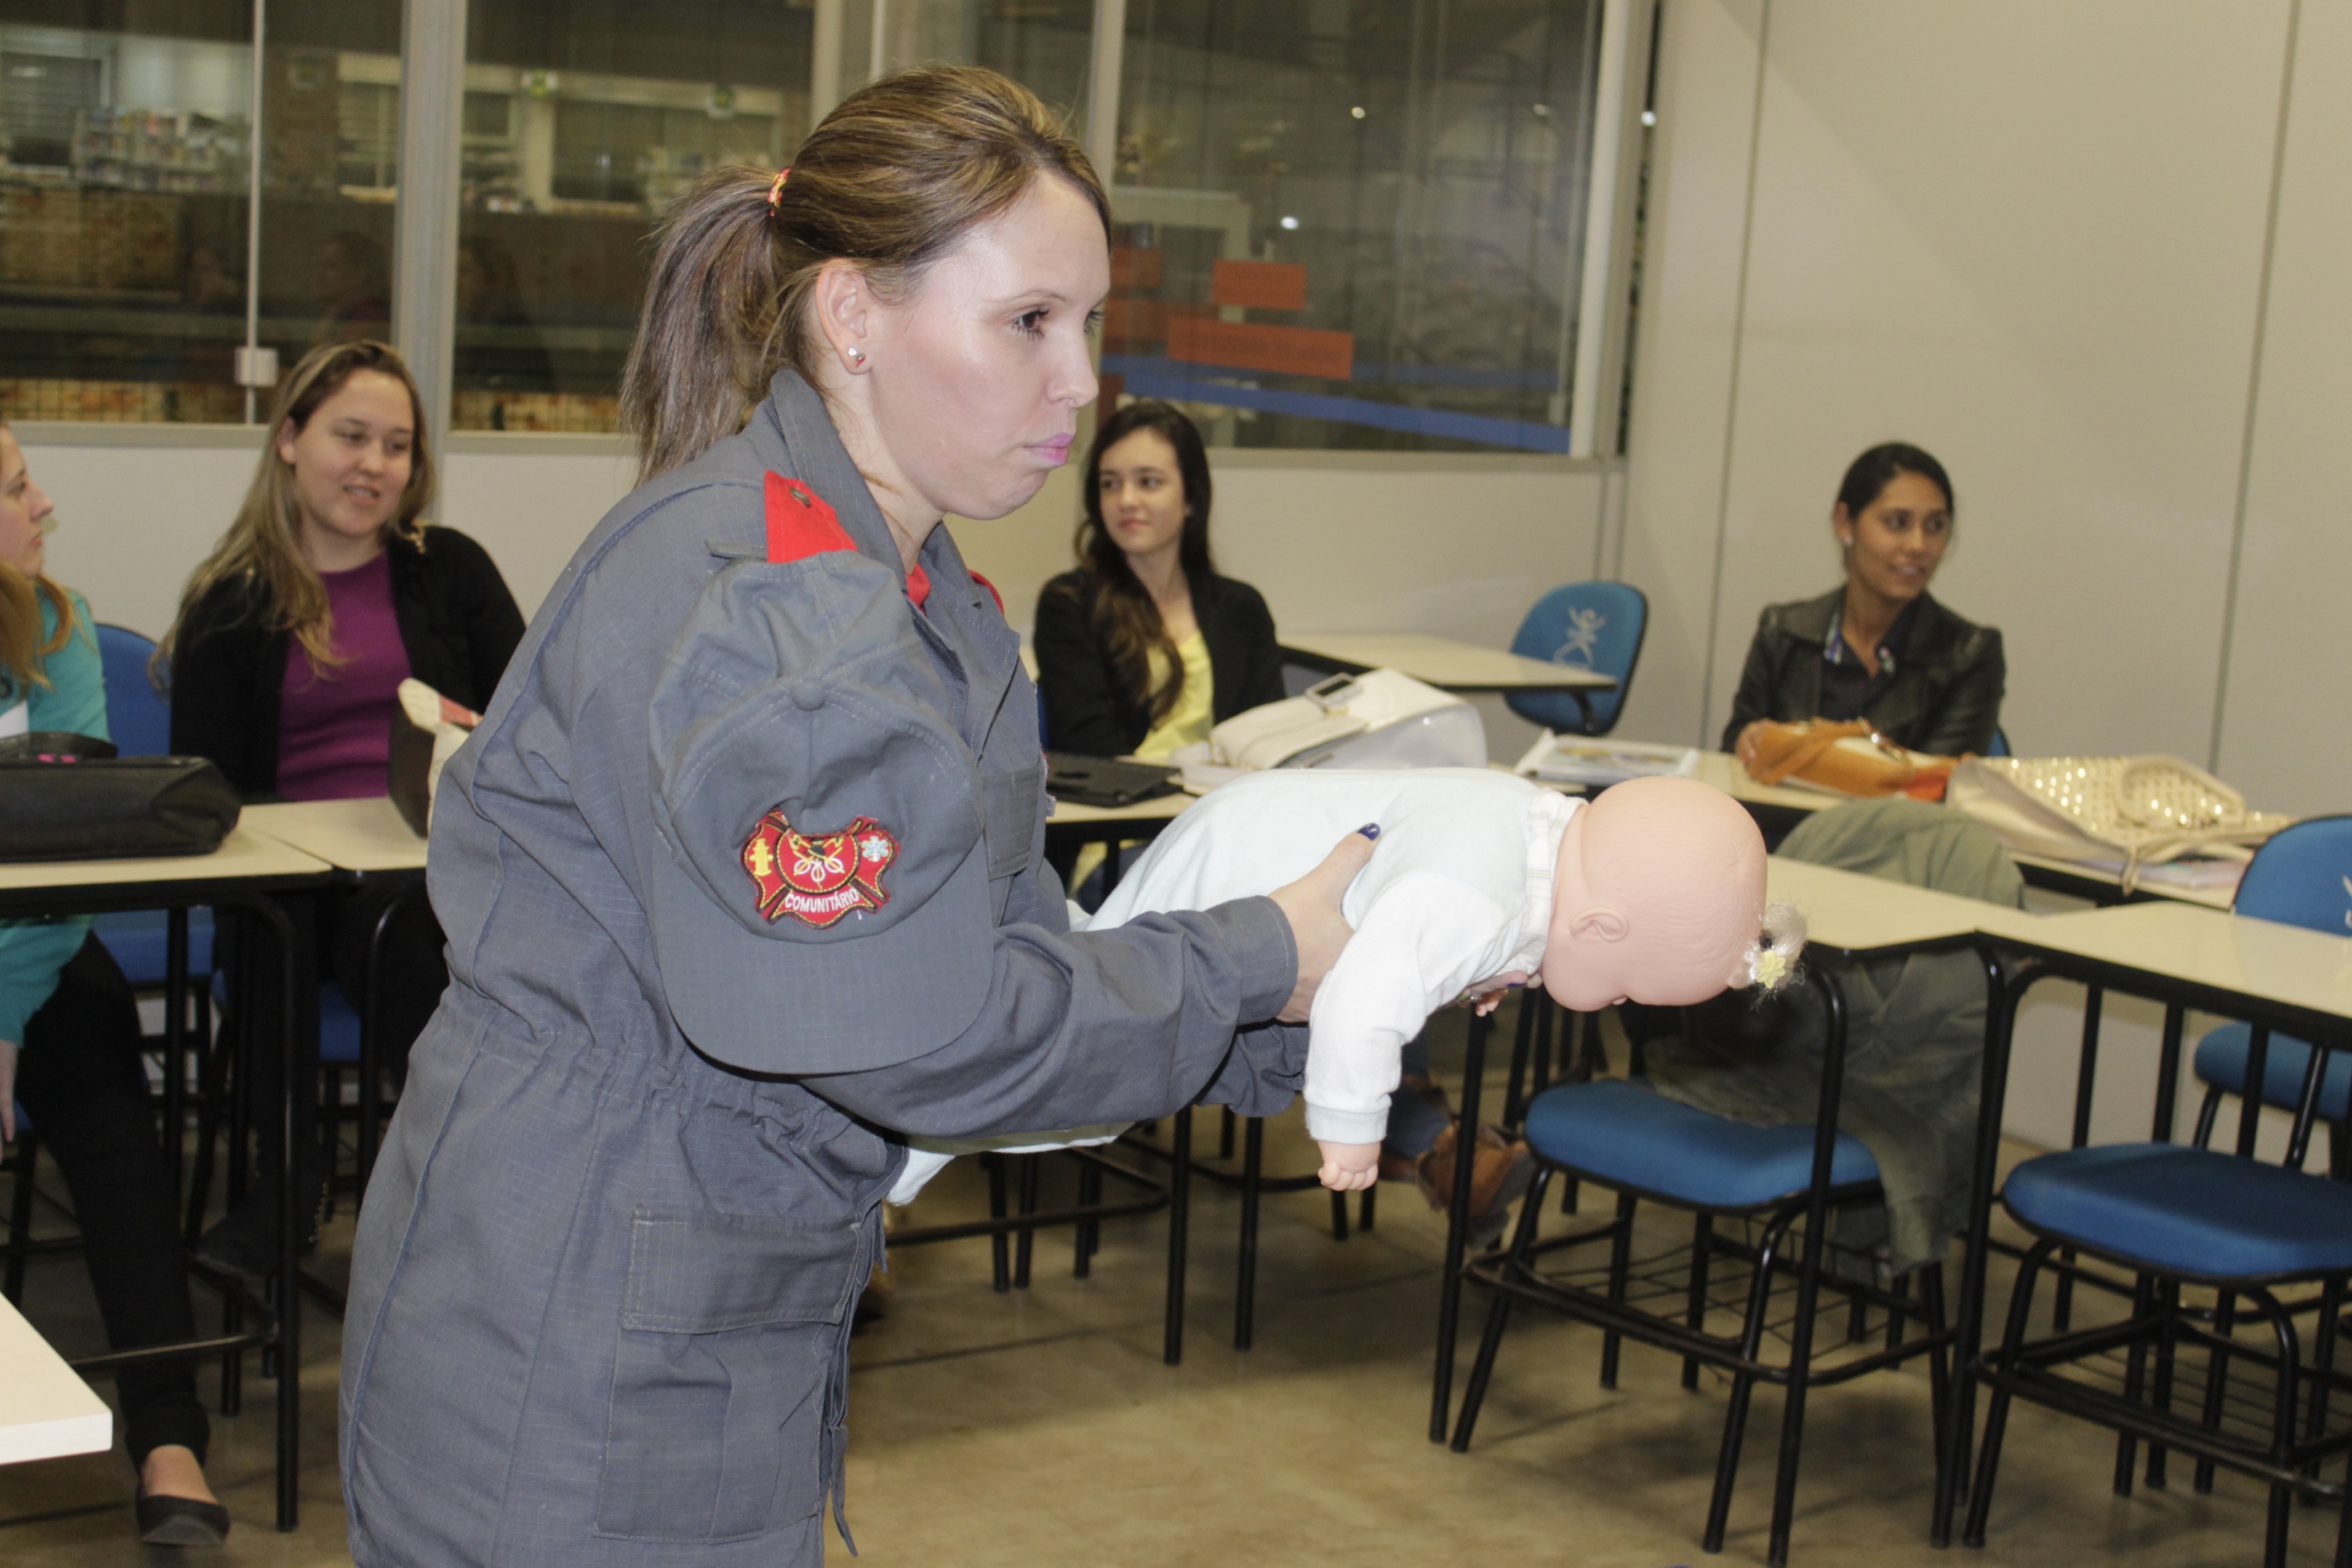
top-left (1724, 442), bottom-right (2003, 761)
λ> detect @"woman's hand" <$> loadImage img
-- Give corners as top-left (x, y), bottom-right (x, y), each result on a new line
top-left (1734, 720), bottom-right (1772, 767)
top-left (1266, 825), bottom-right (1378, 1023)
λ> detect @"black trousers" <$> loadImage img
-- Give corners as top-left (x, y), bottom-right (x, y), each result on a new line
top-left (16, 933), bottom-right (209, 1467)
top-left (226, 879), bottom-right (444, 1189)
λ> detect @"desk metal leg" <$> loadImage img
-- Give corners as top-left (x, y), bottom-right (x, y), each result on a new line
top-left (1430, 1008), bottom-right (1490, 1442)
top-left (164, 907), bottom-right (189, 1212)
top-left (1163, 1106), bottom-right (1191, 1366)
top-left (1934, 949), bottom-right (2026, 1547)
top-left (2153, 1003), bottom-right (2186, 1143)
top-left (2054, 984), bottom-right (2104, 1333)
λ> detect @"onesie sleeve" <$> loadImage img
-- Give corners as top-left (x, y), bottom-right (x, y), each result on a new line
top-left (1304, 874), bottom-right (1517, 1144)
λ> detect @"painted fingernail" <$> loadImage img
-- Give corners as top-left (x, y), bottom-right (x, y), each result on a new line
top-left (1357, 823), bottom-right (1380, 840)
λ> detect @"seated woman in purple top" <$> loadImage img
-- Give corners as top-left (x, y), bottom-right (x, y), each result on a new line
top-left (160, 341), bottom-right (523, 1273)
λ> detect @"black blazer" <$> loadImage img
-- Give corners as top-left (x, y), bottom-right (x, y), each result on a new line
top-left (1033, 568), bottom-right (1286, 756)
top-left (168, 525), bottom-right (525, 799)
top-left (1722, 587), bottom-right (2005, 757)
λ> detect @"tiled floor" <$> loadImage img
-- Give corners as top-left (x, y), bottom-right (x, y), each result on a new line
top-left (3, 1021), bottom-right (2343, 1566)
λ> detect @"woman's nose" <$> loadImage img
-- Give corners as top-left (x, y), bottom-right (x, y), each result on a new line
top-left (26, 482), bottom-right (53, 523)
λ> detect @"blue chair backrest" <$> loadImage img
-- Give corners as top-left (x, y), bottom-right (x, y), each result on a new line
top-left (1505, 581), bottom-right (1647, 736)
top-left (2234, 814), bottom-right (2352, 935)
top-left (1986, 727), bottom-right (2011, 758)
top-left (96, 623), bottom-right (170, 757)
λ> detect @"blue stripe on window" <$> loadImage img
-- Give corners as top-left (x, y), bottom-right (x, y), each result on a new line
top-left (1109, 368), bottom-right (1574, 455)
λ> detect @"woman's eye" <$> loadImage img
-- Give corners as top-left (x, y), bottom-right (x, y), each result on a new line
top-left (1016, 309), bottom-right (1047, 335)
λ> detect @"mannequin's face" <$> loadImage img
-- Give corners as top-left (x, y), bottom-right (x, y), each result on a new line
top-left (0, 431), bottom-right (54, 576)
top-left (1096, 427), bottom-right (1188, 565)
top-left (826, 176), bottom-right (1107, 531)
top-left (1835, 469), bottom-right (1951, 606)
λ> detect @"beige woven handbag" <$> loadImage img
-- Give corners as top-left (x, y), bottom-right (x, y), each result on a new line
top-left (1947, 755), bottom-right (2294, 891)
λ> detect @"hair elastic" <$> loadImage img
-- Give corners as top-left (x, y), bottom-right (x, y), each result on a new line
top-left (766, 167), bottom-right (792, 216)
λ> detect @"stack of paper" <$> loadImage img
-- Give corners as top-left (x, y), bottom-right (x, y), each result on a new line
top-left (1513, 732), bottom-right (1701, 788)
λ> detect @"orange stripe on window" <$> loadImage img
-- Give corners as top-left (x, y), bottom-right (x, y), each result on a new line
top-left (1166, 317), bottom-right (1353, 381)
top-left (1211, 259), bottom-right (1307, 311)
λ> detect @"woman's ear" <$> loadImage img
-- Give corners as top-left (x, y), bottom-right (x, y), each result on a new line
top-left (275, 419), bottom-right (301, 467)
top-left (1831, 502), bottom-right (1854, 549)
top-left (811, 259), bottom-right (875, 375)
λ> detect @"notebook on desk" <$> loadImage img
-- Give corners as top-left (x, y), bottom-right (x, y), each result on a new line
top-left (1045, 753), bottom-right (1181, 809)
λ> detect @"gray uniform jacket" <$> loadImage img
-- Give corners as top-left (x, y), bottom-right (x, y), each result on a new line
top-left (340, 370), bottom-right (1305, 1566)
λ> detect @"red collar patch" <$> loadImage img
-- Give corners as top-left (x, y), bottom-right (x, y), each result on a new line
top-left (765, 471), bottom-right (856, 563)
top-left (742, 811), bottom-right (897, 927)
top-left (905, 562), bottom-right (932, 609)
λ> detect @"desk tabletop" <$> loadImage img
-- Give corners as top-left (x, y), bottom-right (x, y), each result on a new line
top-left (1999, 900), bottom-right (2352, 1029)
top-left (0, 824), bottom-right (329, 895)
top-left (1692, 750), bottom-right (1836, 815)
top-left (243, 796), bottom-right (429, 874)
top-left (1282, 634), bottom-right (1615, 692)
top-left (1768, 857), bottom-right (2038, 958)
top-left (0, 1294), bottom-right (111, 1466)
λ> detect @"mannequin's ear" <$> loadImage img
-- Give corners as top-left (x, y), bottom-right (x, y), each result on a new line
top-left (811, 259), bottom-right (876, 373)
top-left (1568, 906), bottom-right (1629, 943)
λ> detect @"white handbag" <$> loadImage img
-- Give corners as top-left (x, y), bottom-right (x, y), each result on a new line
top-left (1946, 754), bottom-right (2294, 891)
top-left (1199, 668), bottom-right (1487, 772)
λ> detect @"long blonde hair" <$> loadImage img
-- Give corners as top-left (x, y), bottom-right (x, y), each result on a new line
top-left (619, 65), bottom-right (1107, 482)
top-left (157, 340), bottom-right (435, 682)
top-left (0, 418), bottom-right (72, 699)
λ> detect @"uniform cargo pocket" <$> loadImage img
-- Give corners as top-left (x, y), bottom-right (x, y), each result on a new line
top-left (982, 763), bottom-right (1043, 881)
top-left (593, 1212), bottom-right (863, 1543)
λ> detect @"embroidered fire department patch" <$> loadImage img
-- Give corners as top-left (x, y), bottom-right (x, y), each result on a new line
top-left (742, 811), bottom-right (897, 927)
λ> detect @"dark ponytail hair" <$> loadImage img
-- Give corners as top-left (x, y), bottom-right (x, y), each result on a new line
top-left (1834, 441), bottom-right (1954, 521)
top-left (1071, 399), bottom-right (1215, 728)
top-left (619, 65), bottom-right (1109, 482)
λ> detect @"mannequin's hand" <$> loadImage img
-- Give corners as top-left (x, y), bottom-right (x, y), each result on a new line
top-left (1734, 720), bottom-right (1771, 767)
top-left (1267, 825), bottom-right (1378, 1024)
top-left (0, 1037), bottom-right (17, 1141)
top-left (1316, 1140), bottom-right (1380, 1191)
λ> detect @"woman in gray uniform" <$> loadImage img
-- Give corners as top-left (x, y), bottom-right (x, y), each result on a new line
top-left (337, 66), bottom-right (1365, 1567)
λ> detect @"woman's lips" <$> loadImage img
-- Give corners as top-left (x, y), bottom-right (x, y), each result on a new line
top-left (1031, 437), bottom-right (1074, 465)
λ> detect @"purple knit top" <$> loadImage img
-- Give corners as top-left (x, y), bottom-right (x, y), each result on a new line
top-left (277, 551), bottom-right (411, 801)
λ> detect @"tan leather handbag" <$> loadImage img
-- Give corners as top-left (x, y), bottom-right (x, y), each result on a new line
top-left (1744, 719), bottom-right (1954, 800)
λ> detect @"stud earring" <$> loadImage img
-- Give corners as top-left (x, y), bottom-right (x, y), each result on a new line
top-left (850, 349), bottom-right (866, 366)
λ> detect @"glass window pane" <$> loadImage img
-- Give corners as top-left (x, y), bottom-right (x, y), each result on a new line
top-left (0, 8), bottom-right (254, 422)
top-left (879, 0), bottom-right (1096, 134)
top-left (1112, 0), bottom-right (1604, 453)
top-left (454, 3), bottom-right (815, 433)
top-left (259, 2), bottom-right (405, 385)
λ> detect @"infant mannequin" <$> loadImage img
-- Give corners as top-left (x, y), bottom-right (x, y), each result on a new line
top-left (886, 769), bottom-right (1795, 1205)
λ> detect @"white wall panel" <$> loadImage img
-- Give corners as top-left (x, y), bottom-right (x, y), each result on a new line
top-left (1612, 0), bottom-right (1767, 747)
top-left (2218, 0), bottom-right (2352, 815)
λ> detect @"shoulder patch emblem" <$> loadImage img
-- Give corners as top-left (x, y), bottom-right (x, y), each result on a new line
top-left (743, 809), bottom-right (897, 927)
top-left (765, 471), bottom-right (856, 563)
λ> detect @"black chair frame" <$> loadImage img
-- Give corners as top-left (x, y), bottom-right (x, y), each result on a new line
top-left (1966, 1229), bottom-right (2352, 1568)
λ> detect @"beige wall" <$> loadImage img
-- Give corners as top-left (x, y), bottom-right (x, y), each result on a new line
top-left (1624, 0), bottom-right (2345, 815)
top-left (32, 426), bottom-right (1601, 763)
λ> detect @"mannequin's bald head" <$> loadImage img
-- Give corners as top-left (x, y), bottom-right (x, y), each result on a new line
top-left (1541, 776), bottom-right (1768, 1011)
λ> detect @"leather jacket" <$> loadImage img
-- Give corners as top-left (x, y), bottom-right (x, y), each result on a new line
top-left (1722, 587), bottom-right (2004, 756)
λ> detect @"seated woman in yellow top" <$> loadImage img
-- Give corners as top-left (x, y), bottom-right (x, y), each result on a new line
top-left (1035, 399), bottom-right (1285, 761)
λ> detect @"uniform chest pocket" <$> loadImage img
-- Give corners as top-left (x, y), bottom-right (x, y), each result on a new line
top-left (982, 762), bottom-right (1043, 881)
top-left (594, 1212), bottom-right (864, 1544)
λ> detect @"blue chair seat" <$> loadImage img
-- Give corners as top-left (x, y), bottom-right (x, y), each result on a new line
top-left (1523, 1079), bottom-right (1878, 1210)
top-left (2004, 1142), bottom-right (2352, 1280)
top-left (2193, 1024), bottom-right (2351, 1123)
top-left (92, 908), bottom-right (214, 990)
top-left (209, 970), bottom-right (362, 1063)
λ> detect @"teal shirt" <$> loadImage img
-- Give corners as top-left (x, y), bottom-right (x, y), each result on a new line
top-left (0, 589), bottom-right (106, 1046)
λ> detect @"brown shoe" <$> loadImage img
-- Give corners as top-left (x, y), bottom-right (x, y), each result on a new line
top-left (1415, 1120), bottom-right (1533, 1228)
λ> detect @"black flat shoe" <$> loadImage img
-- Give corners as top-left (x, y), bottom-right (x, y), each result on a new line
top-left (193, 1178), bottom-right (322, 1278)
top-left (137, 1493), bottom-right (231, 1547)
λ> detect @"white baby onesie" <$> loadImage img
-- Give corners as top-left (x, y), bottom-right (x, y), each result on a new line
top-left (1090, 767), bottom-right (1577, 1144)
top-left (885, 767), bottom-right (1577, 1207)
